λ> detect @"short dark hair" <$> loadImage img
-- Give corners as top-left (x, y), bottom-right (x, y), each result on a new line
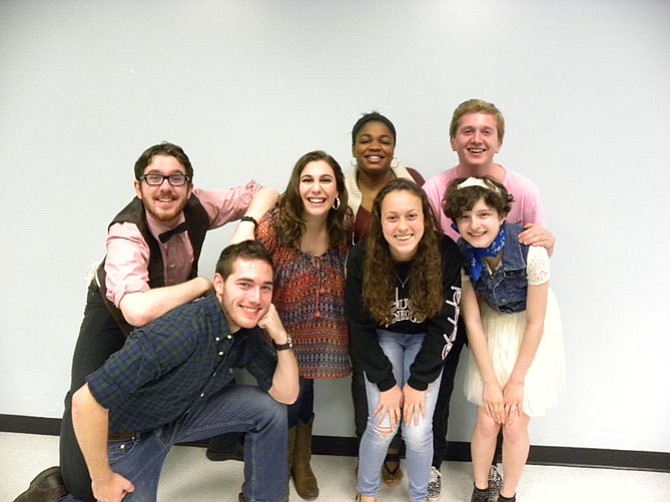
top-left (133, 142), bottom-right (194, 181)
top-left (351, 112), bottom-right (397, 145)
top-left (443, 176), bottom-right (514, 221)
top-left (215, 240), bottom-right (275, 280)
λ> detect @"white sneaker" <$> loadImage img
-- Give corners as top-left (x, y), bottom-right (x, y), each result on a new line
top-left (488, 464), bottom-right (503, 501)
top-left (427, 466), bottom-right (442, 501)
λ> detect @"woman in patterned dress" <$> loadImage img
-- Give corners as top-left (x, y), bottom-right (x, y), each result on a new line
top-left (257, 150), bottom-right (353, 500)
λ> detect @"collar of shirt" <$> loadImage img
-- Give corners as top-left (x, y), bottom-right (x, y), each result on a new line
top-left (144, 210), bottom-right (187, 244)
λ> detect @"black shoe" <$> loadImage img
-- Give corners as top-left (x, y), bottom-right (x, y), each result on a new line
top-left (206, 433), bottom-right (245, 462)
top-left (471, 485), bottom-right (490, 502)
top-left (13, 466), bottom-right (67, 502)
top-left (498, 494), bottom-right (516, 502)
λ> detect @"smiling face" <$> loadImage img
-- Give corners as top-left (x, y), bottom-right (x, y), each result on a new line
top-left (455, 197), bottom-right (505, 249)
top-left (134, 154), bottom-right (193, 225)
top-left (214, 257), bottom-right (274, 333)
top-left (298, 160), bottom-right (339, 221)
top-left (450, 112), bottom-right (503, 169)
top-left (352, 120), bottom-right (396, 176)
top-left (380, 189), bottom-right (425, 262)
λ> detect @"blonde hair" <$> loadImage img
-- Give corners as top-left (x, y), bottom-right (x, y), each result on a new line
top-left (449, 99), bottom-right (505, 141)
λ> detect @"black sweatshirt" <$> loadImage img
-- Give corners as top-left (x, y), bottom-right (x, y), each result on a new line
top-left (345, 234), bottom-right (462, 392)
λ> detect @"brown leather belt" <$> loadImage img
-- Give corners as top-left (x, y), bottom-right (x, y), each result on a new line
top-left (108, 432), bottom-right (140, 441)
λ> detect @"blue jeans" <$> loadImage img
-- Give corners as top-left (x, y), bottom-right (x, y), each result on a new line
top-left (358, 330), bottom-right (442, 502)
top-left (59, 385), bottom-right (288, 502)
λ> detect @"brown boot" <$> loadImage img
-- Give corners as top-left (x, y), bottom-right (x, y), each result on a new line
top-left (13, 466), bottom-right (67, 502)
top-left (292, 417), bottom-right (319, 500)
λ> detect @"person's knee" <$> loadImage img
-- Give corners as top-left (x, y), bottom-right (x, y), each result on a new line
top-left (502, 418), bottom-right (528, 443)
top-left (369, 422), bottom-right (398, 439)
top-left (402, 422), bottom-right (432, 450)
top-left (475, 412), bottom-right (501, 439)
top-left (261, 395), bottom-right (288, 427)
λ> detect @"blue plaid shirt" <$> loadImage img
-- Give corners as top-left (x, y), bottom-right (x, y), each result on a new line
top-left (86, 293), bottom-right (277, 433)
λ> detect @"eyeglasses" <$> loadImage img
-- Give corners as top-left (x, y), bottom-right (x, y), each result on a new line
top-left (140, 173), bottom-right (190, 187)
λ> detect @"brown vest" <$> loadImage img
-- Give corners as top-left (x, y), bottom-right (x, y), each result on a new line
top-left (95, 195), bottom-right (209, 337)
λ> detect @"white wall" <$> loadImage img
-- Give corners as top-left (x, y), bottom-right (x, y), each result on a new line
top-left (1, 0), bottom-right (668, 454)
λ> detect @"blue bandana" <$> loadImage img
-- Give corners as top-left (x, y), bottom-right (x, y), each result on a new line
top-left (463, 225), bottom-right (506, 281)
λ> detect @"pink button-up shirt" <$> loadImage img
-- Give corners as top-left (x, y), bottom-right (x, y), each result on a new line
top-left (423, 166), bottom-right (545, 242)
top-left (104, 182), bottom-right (261, 307)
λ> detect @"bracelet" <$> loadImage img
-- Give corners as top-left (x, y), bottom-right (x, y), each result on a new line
top-left (239, 215), bottom-right (258, 229)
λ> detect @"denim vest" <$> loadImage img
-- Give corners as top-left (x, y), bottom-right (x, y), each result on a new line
top-left (458, 223), bottom-right (530, 314)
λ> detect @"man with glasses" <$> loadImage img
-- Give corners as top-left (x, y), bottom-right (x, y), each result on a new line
top-left (14, 142), bottom-right (278, 502)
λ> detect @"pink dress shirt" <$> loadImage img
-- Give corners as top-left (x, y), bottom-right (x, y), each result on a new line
top-left (104, 182), bottom-right (261, 307)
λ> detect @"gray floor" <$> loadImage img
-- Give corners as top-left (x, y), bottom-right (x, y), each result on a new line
top-left (4, 432), bottom-right (669, 501)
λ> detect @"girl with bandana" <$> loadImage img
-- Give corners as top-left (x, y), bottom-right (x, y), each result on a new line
top-left (443, 177), bottom-right (565, 502)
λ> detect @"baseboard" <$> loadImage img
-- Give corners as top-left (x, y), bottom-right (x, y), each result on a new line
top-left (310, 436), bottom-right (670, 473)
top-left (1, 414), bottom-right (62, 436)
top-left (3, 414), bottom-right (668, 473)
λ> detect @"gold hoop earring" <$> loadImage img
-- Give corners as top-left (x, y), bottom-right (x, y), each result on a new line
top-left (332, 196), bottom-right (341, 210)
top-left (390, 157), bottom-right (399, 169)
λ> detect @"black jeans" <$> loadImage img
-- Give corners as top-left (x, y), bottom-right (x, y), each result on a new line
top-left (431, 322), bottom-right (466, 468)
top-left (60, 284), bottom-right (126, 501)
top-left (288, 377), bottom-right (315, 427)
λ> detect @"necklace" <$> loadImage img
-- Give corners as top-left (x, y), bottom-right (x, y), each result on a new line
top-left (396, 273), bottom-right (410, 289)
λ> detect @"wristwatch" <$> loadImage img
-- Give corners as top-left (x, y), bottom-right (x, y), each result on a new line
top-left (273, 334), bottom-right (293, 351)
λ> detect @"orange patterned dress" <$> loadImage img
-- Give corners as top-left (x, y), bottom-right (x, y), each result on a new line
top-left (257, 210), bottom-right (351, 379)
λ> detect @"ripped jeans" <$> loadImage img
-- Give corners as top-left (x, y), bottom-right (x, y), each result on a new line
top-left (358, 329), bottom-right (442, 502)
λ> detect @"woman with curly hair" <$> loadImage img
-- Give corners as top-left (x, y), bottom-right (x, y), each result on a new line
top-left (345, 178), bottom-right (462, 502)
top-left (257, 150), bottom-right (353, 500)
top-left (443, 177), bottom-right (564, 502)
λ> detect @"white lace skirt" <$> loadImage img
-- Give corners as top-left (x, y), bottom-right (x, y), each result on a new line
top-left (464, 289), bottom-right (566, 416)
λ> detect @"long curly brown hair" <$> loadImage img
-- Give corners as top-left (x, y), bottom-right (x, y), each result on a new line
top-left (363, 178), bottom-right (444, 325)
top-left (275, 150), bottom-right (352, 249)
